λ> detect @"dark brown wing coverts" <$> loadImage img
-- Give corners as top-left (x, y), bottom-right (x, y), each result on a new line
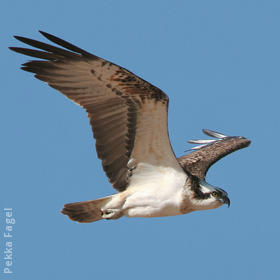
top-left (178, 136), bottom-right (251, 179)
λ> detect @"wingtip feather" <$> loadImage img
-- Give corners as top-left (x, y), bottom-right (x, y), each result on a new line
top-left (188, 139), bottom-right (217, 144)
top-left (202, 129), bottom-right (228, 139)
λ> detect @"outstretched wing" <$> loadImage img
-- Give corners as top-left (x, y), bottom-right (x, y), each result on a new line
top-left (178, 129), bottom-right (251, 179)
top-left (11, 31), bottom-right (183, 192)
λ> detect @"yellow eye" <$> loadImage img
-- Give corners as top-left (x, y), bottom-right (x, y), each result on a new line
top-left (212, 191), bottom-right (218, 197)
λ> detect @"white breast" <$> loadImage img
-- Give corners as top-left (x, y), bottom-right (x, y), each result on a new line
top-left (122, 162), bottom-right (187, 217)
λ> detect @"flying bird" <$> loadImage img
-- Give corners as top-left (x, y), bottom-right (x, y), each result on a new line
top-left (10, 31), bottom-right (251, 223)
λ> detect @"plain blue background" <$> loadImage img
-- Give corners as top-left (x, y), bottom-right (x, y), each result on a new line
top-left (1, 1), bottom-right (279, 279)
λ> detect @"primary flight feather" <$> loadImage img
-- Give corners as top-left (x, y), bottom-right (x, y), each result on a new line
top-left (10, 31), bottom-right (251, 223)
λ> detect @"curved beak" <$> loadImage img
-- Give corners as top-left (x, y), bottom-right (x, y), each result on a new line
top-left (222, 196), bottom-right (231, 208)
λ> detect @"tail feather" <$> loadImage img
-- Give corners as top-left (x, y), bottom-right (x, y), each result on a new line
top-left (61, 196), bottom-right (111, 223)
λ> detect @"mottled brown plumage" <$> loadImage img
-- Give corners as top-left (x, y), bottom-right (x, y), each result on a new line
top-left (10, 31), bottom-right (169, 192)
top-left (178, 131), bottom-right (251, 179)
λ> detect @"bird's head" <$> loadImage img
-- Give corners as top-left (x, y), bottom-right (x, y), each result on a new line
top-left (190, 178), bottom-right (230, 210)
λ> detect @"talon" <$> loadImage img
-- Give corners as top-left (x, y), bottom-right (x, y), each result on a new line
top-left (101, 209), bottom-right (121, 219)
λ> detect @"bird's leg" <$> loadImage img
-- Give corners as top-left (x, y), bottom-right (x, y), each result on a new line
top-left (100, 192), bottom-right (127, 219)
top-left (101, 209), bottom-right (122, 220)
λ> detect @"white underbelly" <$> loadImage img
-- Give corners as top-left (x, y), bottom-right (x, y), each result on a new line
top-left (123, 195), bottom-right (182, 218)
top-left (121, 164), bottom-right (187, 218)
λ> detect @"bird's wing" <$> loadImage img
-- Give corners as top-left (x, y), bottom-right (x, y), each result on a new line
top-left (11, 31), bottom-right (184, 192)
top-left (178, 129), bottom-right (251, 179)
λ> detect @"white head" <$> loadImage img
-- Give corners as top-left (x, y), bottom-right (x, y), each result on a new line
top-left (190, 179), bottom-right (230, 211)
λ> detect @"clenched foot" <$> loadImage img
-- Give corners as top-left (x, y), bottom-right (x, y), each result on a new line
top-left (101, 209), bottom-right (122, 220)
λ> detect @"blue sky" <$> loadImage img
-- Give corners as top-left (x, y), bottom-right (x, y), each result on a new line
top-left (1, 0), bottom-right (279, 279)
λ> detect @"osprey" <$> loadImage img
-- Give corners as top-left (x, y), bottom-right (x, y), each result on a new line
top-left (10, 31), bottom-right (251, 223)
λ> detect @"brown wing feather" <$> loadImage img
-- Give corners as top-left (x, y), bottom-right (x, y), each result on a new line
top-left (10, 31), bottom-right (169, 192)
top-left (178, 136), bottom-right (251, 179)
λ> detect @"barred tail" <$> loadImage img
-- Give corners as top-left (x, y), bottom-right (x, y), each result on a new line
top-left (61, 196), bottom-right (112, 223)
